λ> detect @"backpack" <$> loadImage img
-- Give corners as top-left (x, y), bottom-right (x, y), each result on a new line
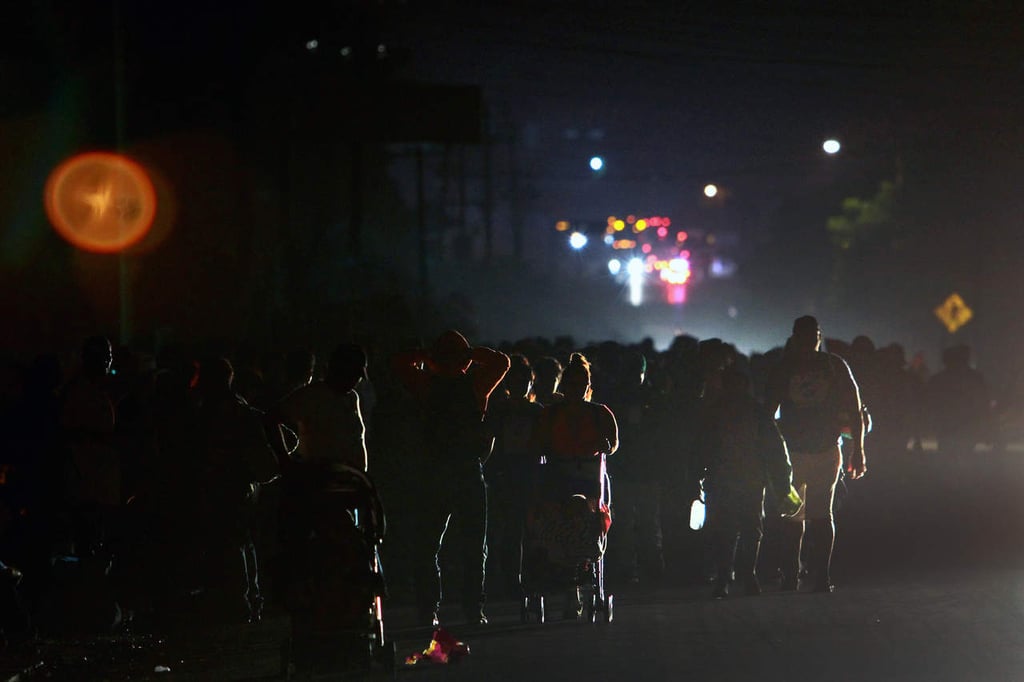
top-left (778, 352), bottom-right (861, 452)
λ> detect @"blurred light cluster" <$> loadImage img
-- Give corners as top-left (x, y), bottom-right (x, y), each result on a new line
top-left (605, 215), bottom-right (673, 236)
top-left (657, 257), bottom-right (692, 285)
top-left (599, 213), bottom-right (695, 306)
top-left (563, 212), bottom-right (705, 307)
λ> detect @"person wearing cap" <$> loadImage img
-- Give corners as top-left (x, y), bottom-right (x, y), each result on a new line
top-left (765, 316), bottom-right (867, 593)
top-left (391, 330), bottom-right (510, 627)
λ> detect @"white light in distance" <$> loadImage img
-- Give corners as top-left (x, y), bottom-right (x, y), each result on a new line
top-left (627, 257), bottom-right (644, 306)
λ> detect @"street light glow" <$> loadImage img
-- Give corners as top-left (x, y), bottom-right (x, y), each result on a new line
top-left (823, 139), bottom-right (841, 154)
top-left (627, 257), bottom-right (644, 307)
top-left (704, 184), bottom-right (718, 198)
top-left (569, 231), bottom-right (588, 249)
top-left (44, 152), bottom-right (158, 253)
top-left (589, 156), bottom-right (604, 171)
top-left (608, 258), bottom-right (621, 275)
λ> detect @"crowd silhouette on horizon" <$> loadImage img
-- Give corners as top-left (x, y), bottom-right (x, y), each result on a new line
top-left (0, 320), bottom-right (1012, 651)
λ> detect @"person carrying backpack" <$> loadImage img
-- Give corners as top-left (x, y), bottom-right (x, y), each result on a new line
top-left (765, 316), bottom-right (866, 593)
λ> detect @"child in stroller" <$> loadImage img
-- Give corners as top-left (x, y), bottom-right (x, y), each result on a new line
top-left (520, 462), bottom-right (613, 623)
top-left (521, 352), bottom-right (617, 623)
top-left (277, 460), bottom-right (394, 679)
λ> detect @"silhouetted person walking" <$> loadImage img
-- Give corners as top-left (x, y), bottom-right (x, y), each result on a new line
top-left (766, 316), bottom-right (866, 593)
top-left (530, 352), bottom-right (618, 617)
top-left (699, 361), bottom-right (801, 598)
top-left (392, 330), bottom-right (510, 626)
top-left (60, 336), bottom-right (121, 557)
top-left (195, 357), bottom-right (279, 623)
top-left (484, 354), bottom-right (542, 600)
top-left (926, 344), bottom-right (992, 456)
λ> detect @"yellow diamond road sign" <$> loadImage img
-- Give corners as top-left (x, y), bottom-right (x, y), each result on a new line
top-left (934, 293), bottom-right (973, 333)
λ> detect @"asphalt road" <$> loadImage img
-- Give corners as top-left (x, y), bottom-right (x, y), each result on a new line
top-left (5, 446), bottom-right (1024, 681)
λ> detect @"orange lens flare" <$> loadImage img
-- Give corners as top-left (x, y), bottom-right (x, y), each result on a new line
top-left (44, 152), bottom-right (157, 253)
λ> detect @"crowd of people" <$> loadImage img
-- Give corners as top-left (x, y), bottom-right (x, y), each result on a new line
top-left (0, 317), bottom-right (1008, 648)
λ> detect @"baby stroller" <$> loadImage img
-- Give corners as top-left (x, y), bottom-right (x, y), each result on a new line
top-left (520, 455), bottom-right (613, 624)
top-left (277, 461), bottom-right (394, 680)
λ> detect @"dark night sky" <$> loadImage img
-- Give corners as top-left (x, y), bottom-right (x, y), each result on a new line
top-left (8, 1), bottom-right (1020, 196)
top-left (397, 2), bottom-right (1023, 205)
top-left (3, 1), bottom-right (1024, 368)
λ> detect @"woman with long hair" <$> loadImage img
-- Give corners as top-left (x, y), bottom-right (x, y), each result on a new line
top-left (532, 353), bottom-right (618, 501)
top-left (525, 353), bottom-right (618, 621)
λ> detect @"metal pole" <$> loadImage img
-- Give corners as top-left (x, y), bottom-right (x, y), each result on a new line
top-left (351, 141), bottom-right (362, 259)
top-left (510, 130), bottom-right (523, 261)
top-left (416, 145), bottom-right (428, 294)
top-left (458, 144), bottom-right (467, 234)
top-left (113, 0), bottom-right (131, 345)
top-left (483, 111), bottom-right (494, 262)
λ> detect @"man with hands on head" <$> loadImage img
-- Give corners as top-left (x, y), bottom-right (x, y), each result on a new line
top-left (392, 330), bottom-right (510, 627)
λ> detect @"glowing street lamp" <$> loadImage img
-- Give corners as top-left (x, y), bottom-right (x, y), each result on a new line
top-left (44, 151), bottom-right (158, 253)
top-left (589, 156), bottom-right (605, 172)
top-left (569, 231), bottom-right (588, 250)
top-left (823, 139), bottom-right (841, 155)
top-left (704, 183), bottom-right (719, 198)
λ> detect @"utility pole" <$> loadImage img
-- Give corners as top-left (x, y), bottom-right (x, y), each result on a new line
top-left (483, 110), bottom-right (494, 262)
top-left (509, 126), bottom-right (523, 261)
top-left (458, 144), bottom-right (467, 237)
top-left (350, 141), bottom-right (362, 258)
top-left (112, 0), bottom-right (132, 345)
top-left (416, 145), bottom-right (429, 294)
